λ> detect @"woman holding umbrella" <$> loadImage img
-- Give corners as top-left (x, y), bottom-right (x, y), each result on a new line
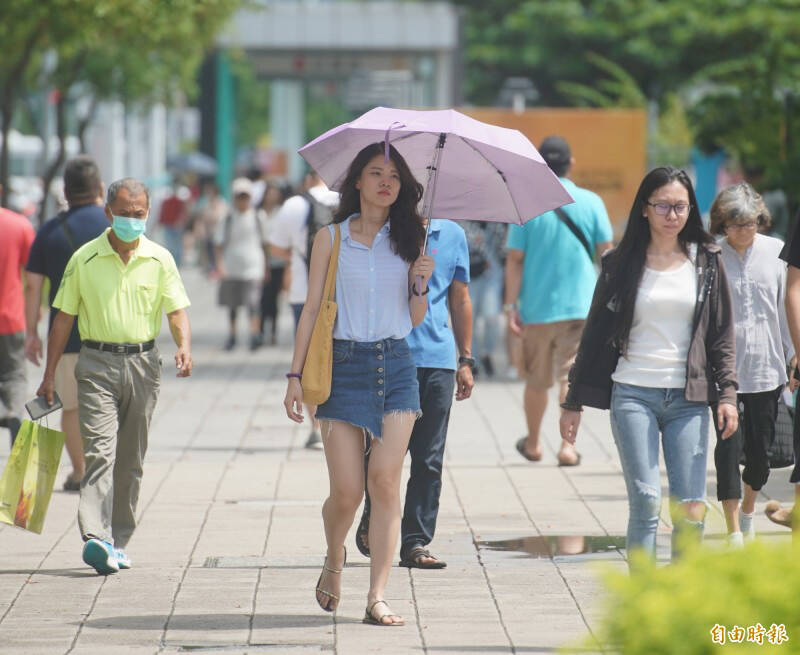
top-left (283, 142), bottom-right (434, 626)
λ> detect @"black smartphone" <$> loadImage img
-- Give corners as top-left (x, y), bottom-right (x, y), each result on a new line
top-left (25, 393), bottom-right (63, 420)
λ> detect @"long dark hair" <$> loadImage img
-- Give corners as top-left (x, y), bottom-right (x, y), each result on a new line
top-left (333, 142), bottom-right (425, 263)
top-left (605, 166), bottom-right (713, 354)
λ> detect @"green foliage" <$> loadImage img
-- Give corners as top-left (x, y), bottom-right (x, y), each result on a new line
top-left (556, 53), bottom-right (646, 108)
top-left (305, 84), bottom-right (354, 146)
top-left (572, 541), bottom-right (800, 655)
top-left (651, 94), bottom-right (693, 168)
top-left (453, 0), bottom-right (800, 203)
top-left (228, 51), bottom-right (271, 149)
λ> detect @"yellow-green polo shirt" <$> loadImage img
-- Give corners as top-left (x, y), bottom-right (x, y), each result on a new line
top-left (53, 228), bottom-right (190, 343)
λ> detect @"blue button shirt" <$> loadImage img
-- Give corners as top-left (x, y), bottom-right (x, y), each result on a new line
top-left (330, 216), bottom-right (412, 341)
top-left (507, 177), bottom-right (612, 325)
top-left (406, 219), bottom-right (470, 370)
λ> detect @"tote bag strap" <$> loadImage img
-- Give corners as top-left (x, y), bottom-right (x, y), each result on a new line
top-left (322, 225), bottom-right (341, 303)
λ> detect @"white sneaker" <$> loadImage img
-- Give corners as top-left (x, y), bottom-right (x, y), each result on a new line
top-left (739, 511), bottom-right (755, 541)
top-left (727, 532), bottom-right (744, 548)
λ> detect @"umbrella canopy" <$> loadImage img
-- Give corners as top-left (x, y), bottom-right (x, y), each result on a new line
top-left (167, 151), bottom-right (218, 176)
top-left (298, 107), bottom-right (573, 224)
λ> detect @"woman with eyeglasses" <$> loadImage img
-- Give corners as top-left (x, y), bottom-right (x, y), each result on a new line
top-left (559, 166), bottom-right (738, 566)
top-left (709, 182), bottom-right (794, 547)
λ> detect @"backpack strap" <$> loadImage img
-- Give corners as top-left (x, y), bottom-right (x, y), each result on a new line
top-left (554, 207), bottom-right (593, 262)
top-left (221, 213), bottom-right (233, 250)
top-left (58, 211), bottom-right (78, 253)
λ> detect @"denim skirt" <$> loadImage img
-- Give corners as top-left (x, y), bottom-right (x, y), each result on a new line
top-left (315, 337), bottom-right (420, 445)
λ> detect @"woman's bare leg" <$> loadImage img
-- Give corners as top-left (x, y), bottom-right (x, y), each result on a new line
top-left (365, 412), bottom-right (416, 624)
top-left (317, 420), bottom-right (365, 610)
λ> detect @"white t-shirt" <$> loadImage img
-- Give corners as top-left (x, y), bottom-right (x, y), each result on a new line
top-left (611, 258), bottom-right (697, 388)
top-left (213, 208), bottom-right (266, 280)
top-left (268, 185), bottom-right (339, 304)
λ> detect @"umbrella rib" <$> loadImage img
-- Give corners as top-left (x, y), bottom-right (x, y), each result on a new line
top-left (456, 135), bottom-right (525, 224)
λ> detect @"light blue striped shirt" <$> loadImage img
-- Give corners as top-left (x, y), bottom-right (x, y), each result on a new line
top-left (329, 215), bottom-right (412, 342)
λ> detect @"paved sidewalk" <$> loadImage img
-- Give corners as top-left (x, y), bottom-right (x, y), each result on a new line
top-left (0, 268), bottom-right (794, 655)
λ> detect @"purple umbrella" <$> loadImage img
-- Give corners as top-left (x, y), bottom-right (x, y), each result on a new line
top-left (298, 107), bottom-right (574, 251)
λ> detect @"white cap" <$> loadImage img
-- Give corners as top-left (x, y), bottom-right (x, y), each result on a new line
top-left (232, 177), bottom-right (253, 197)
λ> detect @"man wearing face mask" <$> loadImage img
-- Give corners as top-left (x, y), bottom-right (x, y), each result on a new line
top-left (36, 177), bottom-right (192, 576)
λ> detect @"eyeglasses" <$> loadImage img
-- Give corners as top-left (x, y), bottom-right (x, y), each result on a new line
top-left (646, 201), bottom-right (691, 217)
top-left (725, 221), bottom-right (758, 232)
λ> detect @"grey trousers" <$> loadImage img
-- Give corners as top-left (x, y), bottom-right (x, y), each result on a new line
top-left (75, 346), bottom-right (161, 548)
top-left (0, 332), bottom-right (26, 444)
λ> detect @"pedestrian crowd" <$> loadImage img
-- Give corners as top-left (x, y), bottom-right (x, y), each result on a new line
top-left (1, 128), bottom-right (800, 627)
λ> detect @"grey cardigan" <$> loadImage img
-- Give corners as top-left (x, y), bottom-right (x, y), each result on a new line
top-left (565, 242), bottom-right (738, 409)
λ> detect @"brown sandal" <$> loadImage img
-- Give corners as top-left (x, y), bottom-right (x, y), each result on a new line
top-left (363, 599), bottom-right (404, 626)
top-left (315, 546), bottom-right (346, 612)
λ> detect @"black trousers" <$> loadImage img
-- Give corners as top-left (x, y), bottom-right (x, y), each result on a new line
top-left (363, 367), bottom-right (456, 558)
top-left (259, 265), bottom-right (285, 335)
top-left (714, 386), bottom-right (782, 500)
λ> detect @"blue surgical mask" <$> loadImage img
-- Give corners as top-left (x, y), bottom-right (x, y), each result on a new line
top-left (111, 215), bottom-right (148, 242)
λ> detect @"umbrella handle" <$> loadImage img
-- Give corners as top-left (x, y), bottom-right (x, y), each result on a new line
top-left (414, 215), bottom-right (433, 301)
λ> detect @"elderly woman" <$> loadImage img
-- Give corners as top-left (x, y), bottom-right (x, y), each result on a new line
top-left (710, 182), bottom-right (794, 546)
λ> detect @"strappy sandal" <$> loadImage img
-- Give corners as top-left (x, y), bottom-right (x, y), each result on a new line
top-left (315, 546), bottom-right (346, 612)
top-left (399, 545), bottom-right (447, 569)
top-left (363, 599), bottom-right (404, 626)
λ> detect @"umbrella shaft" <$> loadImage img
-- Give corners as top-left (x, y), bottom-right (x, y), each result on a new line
top-left (420, 133), bottom-right (447, 256)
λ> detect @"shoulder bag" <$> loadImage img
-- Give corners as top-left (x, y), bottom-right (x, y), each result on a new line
top-left (301, 224), bottom-right (341, 405)
top-left (555, 207), bottom-right (593, 262)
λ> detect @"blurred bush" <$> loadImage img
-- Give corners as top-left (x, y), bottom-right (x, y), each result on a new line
top-left (572, 540), bottom-right (799, 654)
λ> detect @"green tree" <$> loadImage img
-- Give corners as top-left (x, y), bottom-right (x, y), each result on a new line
top-left (0, 0), bottom-right (241, 210)
top-left (453, 0), bottom-right (800, 202)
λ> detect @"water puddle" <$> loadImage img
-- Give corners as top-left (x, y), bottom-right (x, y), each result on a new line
top-left (475, 535), bottom-right (626, 558)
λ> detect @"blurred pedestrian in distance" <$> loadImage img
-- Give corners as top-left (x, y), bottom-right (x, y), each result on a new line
top-left (743, 164), bottom-right (790, 240)
top-left (505, 135), bottom-right (612, 466)
top-left (357, 216), bottom-right (474, 569)
top-left (709, 182), bottom-right (794, 547)
top-left (194, 180), bottom-right (228, 274)
top-left (462, 220), bottom-right (506, 376)
top-left (283, 142), bottom-right (434, 626)
top-left (257, 180), bottom-right (292, 345)
top-left (561, 166), bottom-right (738, 566)
top-left (248, 165), bottom-right (267, 211)
top-left (159, 184), bottom-right (190, 266)
top-left (214, 177), bottom-right (267, 351)
top-left (0, 189), bottom-right (35, 446)
top-left (37, 177), bottom-right (192, 575)
top-left (24, 155), bottom-right (108, 491)
top-left (269, 169), bottom-right (339, 449)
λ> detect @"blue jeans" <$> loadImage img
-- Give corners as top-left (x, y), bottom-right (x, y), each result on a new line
top-left (610, 382), bottom-right (710, 561)
top-left (401, 367), bottom-right (456, 556)
top-left (470, 263), bottom-right (503, 360)
top-left (161, 226), bottom-right (183, 267)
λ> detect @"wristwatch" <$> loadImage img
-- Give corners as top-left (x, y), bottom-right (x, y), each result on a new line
top-left (502, 303), bottom-right (517, 313)
top-left (458, 356), bottom-right (476, 370)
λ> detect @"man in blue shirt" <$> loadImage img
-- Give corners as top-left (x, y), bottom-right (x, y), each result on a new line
top-left (357, 219), bottom-right (474, 568)
top-left (24, 156), bottom-right (108, 491)
top-left (505, 136), bottom-right (613, 466)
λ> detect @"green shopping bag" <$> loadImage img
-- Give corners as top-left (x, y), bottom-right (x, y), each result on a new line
top-left (0, 419), bottom-right (65, 533)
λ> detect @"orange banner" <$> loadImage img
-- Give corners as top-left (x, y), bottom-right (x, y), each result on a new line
top-left (461, 108), bottom-right (647, 236)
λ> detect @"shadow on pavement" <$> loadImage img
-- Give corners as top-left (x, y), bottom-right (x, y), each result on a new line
top-left (0, 568), bottom-right (94, 578)
top-left (82, 613), bottom-right (354, 630)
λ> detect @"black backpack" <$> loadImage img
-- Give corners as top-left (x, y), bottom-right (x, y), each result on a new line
top-left (302, 191), bottom-right (335, 270)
